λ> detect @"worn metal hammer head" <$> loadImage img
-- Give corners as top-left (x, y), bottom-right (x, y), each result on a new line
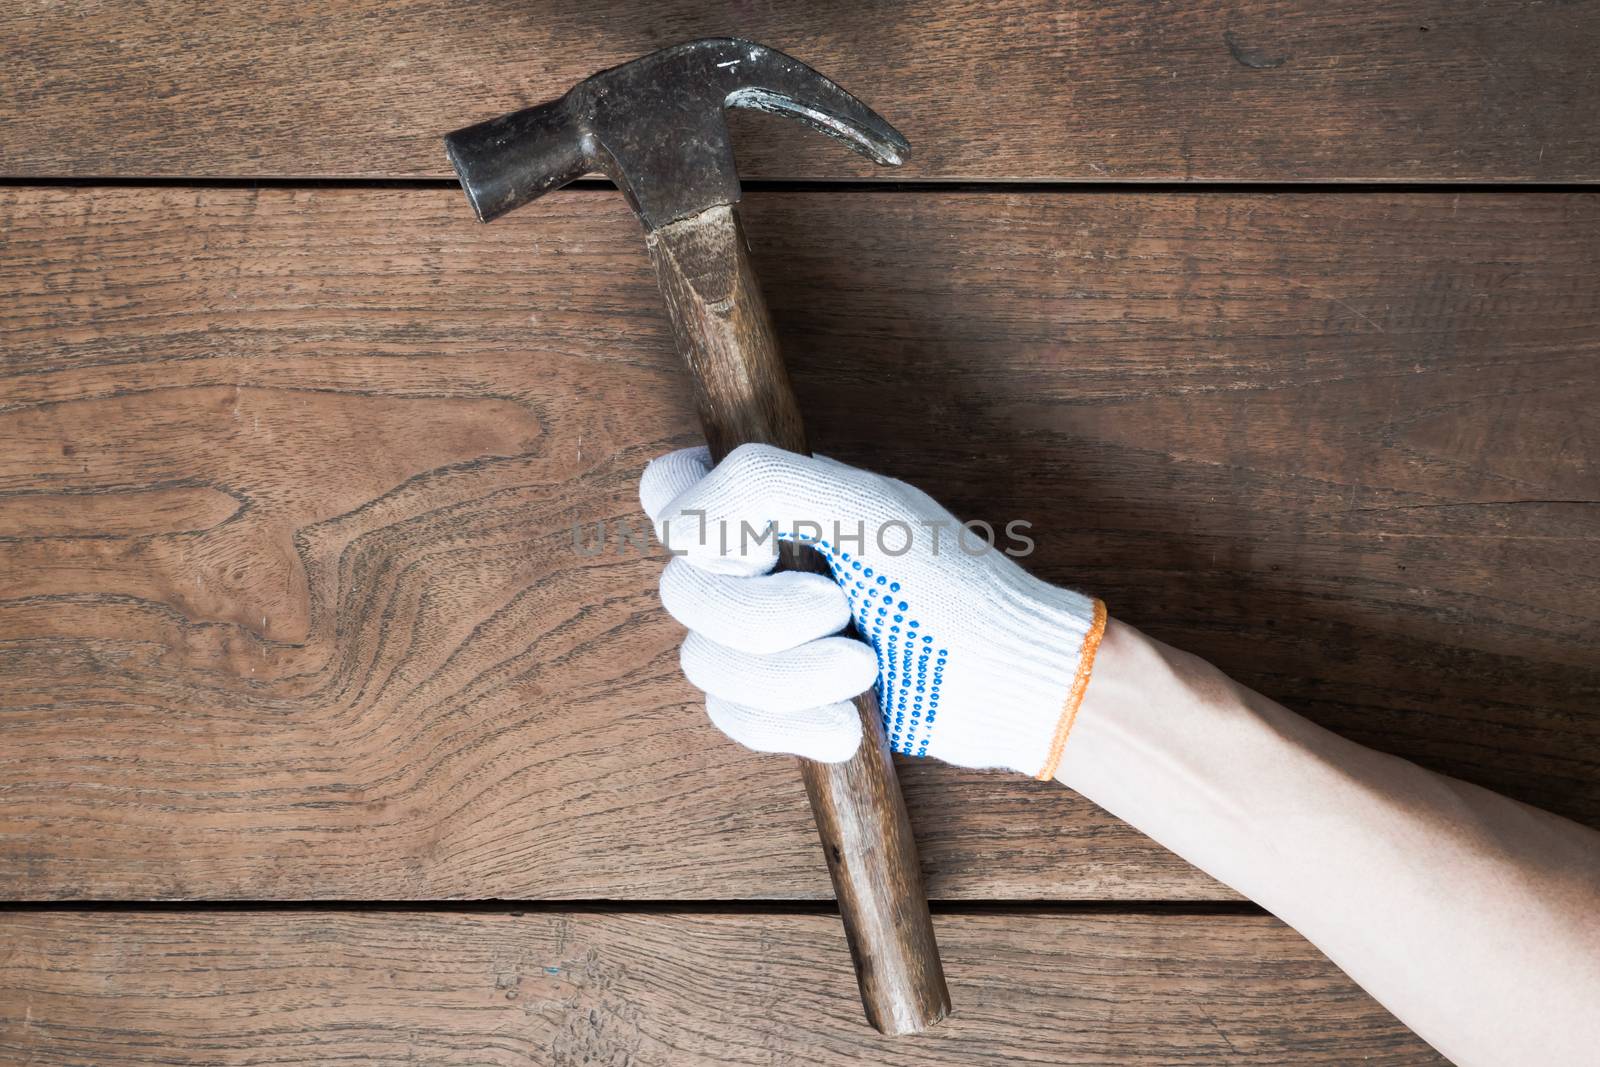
top-left (444, 38), bottom-right (909, 230)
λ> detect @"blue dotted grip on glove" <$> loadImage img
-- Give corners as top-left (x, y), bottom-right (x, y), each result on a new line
top-left (794, 535), bottom-right (947, 758)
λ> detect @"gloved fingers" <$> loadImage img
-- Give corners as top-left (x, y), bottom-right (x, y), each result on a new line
top-left (643, 445), bottom-right (780, 576)
top-left (660, 557), bottom-right (849, 655)
top-left (639, 446), bottom-right (712, 525)
top-left (705, 695), bottom-right (863, 764)
top-left (680, 633), bottom-right (877, 712)
top-left (656, 443), bottom-right (866, 571)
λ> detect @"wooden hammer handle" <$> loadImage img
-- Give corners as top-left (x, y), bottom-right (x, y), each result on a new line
top-left (646, 204), bottom-right (950, 1034)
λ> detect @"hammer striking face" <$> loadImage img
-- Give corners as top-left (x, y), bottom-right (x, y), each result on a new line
top-left (444, 38), bottom-right (910, 230)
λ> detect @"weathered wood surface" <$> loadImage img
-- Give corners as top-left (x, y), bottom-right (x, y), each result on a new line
top-left (0, 909), bottom-right (1447, 1065)
top-left (2, 186), bottom-right (1597, 901)
top-left (5, 0), bottom-right (1600, 182)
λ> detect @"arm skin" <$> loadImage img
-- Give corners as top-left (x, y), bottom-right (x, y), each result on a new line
top-left (1057, 619), bottom-right (1600, 1067)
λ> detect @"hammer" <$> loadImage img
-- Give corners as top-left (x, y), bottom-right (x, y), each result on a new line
top-left (444, 39), bottom-right (949, 1033)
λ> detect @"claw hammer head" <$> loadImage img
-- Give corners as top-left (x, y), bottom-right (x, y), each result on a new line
top-left (444, 38), bottom-right (909, 230)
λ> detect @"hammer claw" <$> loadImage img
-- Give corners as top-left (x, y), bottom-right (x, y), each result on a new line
top-left (726, 85), bottom-right (907, 167)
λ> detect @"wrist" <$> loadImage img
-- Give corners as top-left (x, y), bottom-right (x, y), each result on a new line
top-left (1051, 620), bottom-right (1274, 820)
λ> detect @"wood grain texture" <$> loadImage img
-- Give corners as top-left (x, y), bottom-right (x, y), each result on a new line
top-left (2, 186), bottom-right (1597, 902)
top-left (0, 909), bottom-right (1448, 1065)
top-left (5, 0), bottom-right (1600, 181)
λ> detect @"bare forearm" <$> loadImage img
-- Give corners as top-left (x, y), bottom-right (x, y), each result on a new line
top-left (1058, 620), bottom-right (1600, 1067)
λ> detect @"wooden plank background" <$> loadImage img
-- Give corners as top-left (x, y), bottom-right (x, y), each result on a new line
top-left (0, 910), bottom-right (1447, 1065)
top-left (5, 1), bottom-right (1599, 1061)
top-left (3, 0), bottom-right (1599, 181)
top-left (3, 187), bottom-right (1595, 903)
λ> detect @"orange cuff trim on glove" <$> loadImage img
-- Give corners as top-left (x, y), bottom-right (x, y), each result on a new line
top-left (1035, 598), bottom-right (1108, 781)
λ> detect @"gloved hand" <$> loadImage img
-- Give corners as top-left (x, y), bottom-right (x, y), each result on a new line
top-left (640, 444), bottom-right (1106, 779)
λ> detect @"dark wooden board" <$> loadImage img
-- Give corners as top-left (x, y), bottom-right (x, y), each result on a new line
top-left (0, 909), bottom-right (1446, 1065)
top-left (1, 187), bottom-right (1596, 901)
top-left (4, 0), bottom-right (1600, 181)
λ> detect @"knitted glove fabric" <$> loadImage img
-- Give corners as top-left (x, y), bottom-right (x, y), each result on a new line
top-left (640, 444), bottom-right (1107, 778)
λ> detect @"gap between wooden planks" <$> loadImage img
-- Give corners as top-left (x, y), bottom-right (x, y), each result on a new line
top-left (0, 908), bottom-right (1449, 1065)
top-left (3, 0), bottom-right (1599, 181)
top-left (0, 186), bottom-right (1596, 902)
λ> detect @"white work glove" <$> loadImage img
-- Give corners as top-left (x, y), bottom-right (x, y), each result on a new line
top-left (640, 444), bottom-right (1107, 779)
